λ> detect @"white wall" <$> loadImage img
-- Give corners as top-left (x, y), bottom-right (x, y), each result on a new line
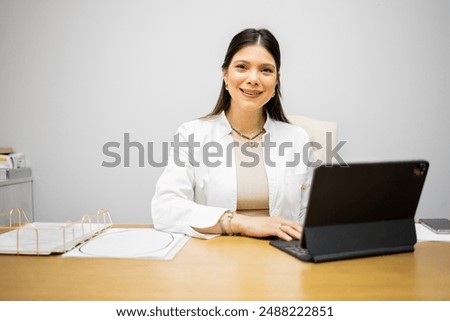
top-left (1, 0), bottom-right (449, 223)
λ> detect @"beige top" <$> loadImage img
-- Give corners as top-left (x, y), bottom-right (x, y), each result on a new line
top-left (234, 139), bottom-right (270, 217)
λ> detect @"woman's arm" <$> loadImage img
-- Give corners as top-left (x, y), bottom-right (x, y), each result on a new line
top-left (151, 123), bottom-right (228, 239)
top-left (193, 211), bottom-right (302, 241)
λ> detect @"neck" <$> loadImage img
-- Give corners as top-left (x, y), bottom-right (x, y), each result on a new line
top-left (225, 108), bottom-right (266, 135)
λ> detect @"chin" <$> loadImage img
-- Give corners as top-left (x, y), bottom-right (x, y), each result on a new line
top-left (239, 100), bottom-right (268, 111)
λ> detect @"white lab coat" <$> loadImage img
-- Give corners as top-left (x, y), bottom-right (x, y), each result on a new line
top-left (151, 112), bottom-right (312, 239)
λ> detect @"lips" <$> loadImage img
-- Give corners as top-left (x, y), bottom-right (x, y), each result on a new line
top-left (240, 88), bottom-right (263, 97)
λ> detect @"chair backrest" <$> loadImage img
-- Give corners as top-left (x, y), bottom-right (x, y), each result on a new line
top-left (287, 115), bottom-right (338, 164)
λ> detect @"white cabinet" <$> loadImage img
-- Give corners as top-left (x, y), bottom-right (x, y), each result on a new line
top-left (0, 177), bottom-right (34, 223)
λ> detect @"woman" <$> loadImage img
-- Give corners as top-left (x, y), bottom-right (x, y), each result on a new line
top-left (151, 28), bottom-right (312, 241)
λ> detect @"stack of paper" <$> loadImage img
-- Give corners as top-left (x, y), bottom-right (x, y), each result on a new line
top-left (415, 223), bottom-right (450, 242)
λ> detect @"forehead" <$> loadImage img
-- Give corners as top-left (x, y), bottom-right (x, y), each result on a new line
top-left (231, 45), bottom-right (276, 66)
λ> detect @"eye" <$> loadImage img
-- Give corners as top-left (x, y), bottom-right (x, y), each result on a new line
top-left (262, 67), bottom-right (274, 73)
top-left (235, 64), bottom-right (247, 70)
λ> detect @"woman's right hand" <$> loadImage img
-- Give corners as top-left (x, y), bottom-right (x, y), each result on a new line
top-left (231, 213), bottom-right (302, 241)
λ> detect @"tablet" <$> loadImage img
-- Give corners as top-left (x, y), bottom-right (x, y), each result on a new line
top-left (419, 218), bottom-right (450, 234)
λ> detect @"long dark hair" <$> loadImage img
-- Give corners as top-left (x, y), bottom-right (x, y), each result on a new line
top-left (206, 28), bottom-right (289, 123)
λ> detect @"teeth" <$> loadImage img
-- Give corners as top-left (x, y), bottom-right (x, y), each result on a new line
top-left (242, 90), bottom-right (261, 96)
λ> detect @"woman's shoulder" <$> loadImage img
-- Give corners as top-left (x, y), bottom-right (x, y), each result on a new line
top-left (269, 118), bottom-right (310, 141)
top-left (175, 113), bottom-right (226, 135)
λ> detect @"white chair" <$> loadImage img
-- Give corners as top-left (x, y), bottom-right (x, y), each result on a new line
top-left (287, 115), bottom-right (338, 164)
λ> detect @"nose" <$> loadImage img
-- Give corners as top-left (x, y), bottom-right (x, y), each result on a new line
top-left (247, 69), bottom-right (259, 85)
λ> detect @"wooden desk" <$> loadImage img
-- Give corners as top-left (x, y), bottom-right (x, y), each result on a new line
top-left (1, 235), bottom-right (449, 300)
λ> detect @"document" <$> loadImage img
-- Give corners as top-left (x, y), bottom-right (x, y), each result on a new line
top-left (0, 221), bottom-right (111, 255)
top-left (63, 228), bottom-right (190, 260)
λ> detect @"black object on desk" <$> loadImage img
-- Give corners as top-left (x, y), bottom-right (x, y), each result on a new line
top-left (419, 218), bottom-right (450, 234)
top-left (271, 160), bottom-right (429, 262)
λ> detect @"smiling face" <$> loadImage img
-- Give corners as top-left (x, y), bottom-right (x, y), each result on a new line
top-left (223, 45), bottom-right (278, 114)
